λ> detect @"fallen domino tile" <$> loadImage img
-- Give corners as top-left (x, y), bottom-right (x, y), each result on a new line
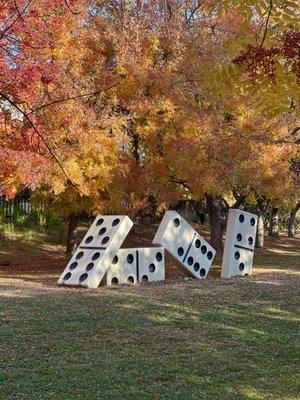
top-left (106, 247), bottom-right (165, 286)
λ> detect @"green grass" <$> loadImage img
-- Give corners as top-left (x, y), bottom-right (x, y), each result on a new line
top-left (0, 224), bottom-right (299, 400)
top-left (0, 240), bottom-right (299, 400)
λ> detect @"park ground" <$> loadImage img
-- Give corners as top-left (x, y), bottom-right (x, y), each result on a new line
top-left (0, 222), bottom-right (299, 400)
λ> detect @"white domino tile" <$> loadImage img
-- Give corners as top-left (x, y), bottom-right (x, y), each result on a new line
top-left (106, 247), bottom-right (165, 286)
top-left (153, 211), bottom-right (216, 279)
top-left (106, 249), bottom-right (138, 286)
top-left (221, 209), bottom-right (258, 278)
top-left (138, 247), bottom-right (165, 283)
top-left (58, 215), bottom-right (133, 289)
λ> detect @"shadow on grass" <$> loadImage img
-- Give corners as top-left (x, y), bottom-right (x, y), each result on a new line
top-left (0, 273), bottom-right (299, 400)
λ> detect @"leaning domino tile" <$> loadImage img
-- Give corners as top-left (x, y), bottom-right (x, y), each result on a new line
top-left (153, 211), bottom-right (216, 279)
top-left (221, 209), bottom-right (258, 278)
top-left (58, 215), bottom-right (133, 289)
top-left (106, 247), bottom-right (165, 286)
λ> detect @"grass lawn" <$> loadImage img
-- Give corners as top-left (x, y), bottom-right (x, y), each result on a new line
top-left (0, 223), bottom-right (299, 400)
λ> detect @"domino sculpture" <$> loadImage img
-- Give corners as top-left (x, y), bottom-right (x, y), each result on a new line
top-left (58, 215), bottom-right (133, 289)
top-left (221, 209), bottom-right (258, 278)
top-left (58, 209), bottom-right (256, 289)
top-left (153, 211), bottom-right (216, 279)
top-left (58, 215), bottom-right (165, 289)
top-left (106, 247), bottom-right (165, 286)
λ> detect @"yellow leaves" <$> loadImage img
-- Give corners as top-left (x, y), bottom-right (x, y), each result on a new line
top-left (149, 37), bottom-right (160, 52)
top-left (51, 47), bottom-right (64, 59)
top-left (201, 63), bottom-right (241, 102)
top-left (156, 100), bottom-right (177, 122)
top-left (116, 65), bottom-right (128, 78)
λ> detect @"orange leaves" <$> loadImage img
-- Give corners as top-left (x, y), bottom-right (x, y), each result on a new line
top-left (0, 0), bottom-right (298, 215)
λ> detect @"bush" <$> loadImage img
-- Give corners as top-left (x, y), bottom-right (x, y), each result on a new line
top-left (31, 208), bottom-right (60, 229)
top-left (12, 206), bottom-right (28, 228)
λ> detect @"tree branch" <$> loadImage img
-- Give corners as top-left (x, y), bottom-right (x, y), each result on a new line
top-left (0, 91), bottom-right (87, 197)
top-left (64, 0), bottom-right (81, 15)
top-left (187, 1), bottom-right (201, 22)
top-left (0, 0), bottom-right (33, 42)
top-left (260, 0), bottom-right (273, 47)
top-left (27, 79), bottom-right (122, 116)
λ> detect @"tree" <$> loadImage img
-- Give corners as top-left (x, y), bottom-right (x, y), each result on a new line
top-left (0, 0), bottom-right (298, 253)
top-left (209, 0), bottom-right (299, 117)
top-left (288, 201), bottom-right (300, 238)
top-left (268, 205), bottom-right (279, 238)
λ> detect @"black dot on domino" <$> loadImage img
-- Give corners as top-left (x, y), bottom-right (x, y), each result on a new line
top-left (234, 251), bottom-right (240, 260)
top-left (174, 218), bottom-right (180, 227)
top-left (85, 236), bottom-right (93, 244)
top-left (112, 255), bottom-right (118, 264)
top-left (248, 236), bottom-right (253, 245)
top-left (101, 236), bottom-right (109, 245)
top-left (177, 247), bottom-right (184, 257)
top-left (63, 272), bottom-right (71, 281)
top-left (201, 245), bottom-right (207, 254)
top-left (92, 252), bottom-right (100, 261)
top-left (195, 239), bottom-right (201, 248)
top-left (127, 254), bottom-right (134, 264)
top-left (149, 263), bottom-right (155, 273)
top-left (207, 251), bottom-right (213, 260)
top-left (112, 218), bottom-right (120, 226)
top-left (236, 233), bottom-right (242, 242)
top-left (194, 262), bottom-right (200, 272)
top-left (250, 217), bottom-right (256, 226)
top-left (69, 262), bottom-right (78, 270)
top-left (86, 262), bottom-right (94, 272)
top-left (187, 256), bottom-right (194, 266)
top-left (111, 277), bottom-right (119, 285)
top-left (79, 273), bottom-right (88, 283)
top-left (239, 263), bottom-right (245, 271)
top-left (239, 214), bottom-right (245, 223)
top-left (96, 218), bottom-right (104, 226)
top-left (127, 276), bottom-right (134, 284)
top-left (200, 268), bottom-right (206, 277)
top-left (156, 252), bottom-right (162, 262)
top-left (141, 275), bottom-right (149, 282)
top-left (98, 227), bottom-right (106, 236)
top-left (76, 251), bottom-right (84, 260)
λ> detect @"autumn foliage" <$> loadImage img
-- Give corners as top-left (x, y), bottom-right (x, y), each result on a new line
top-left (0, 0), bottom-right (298, 224)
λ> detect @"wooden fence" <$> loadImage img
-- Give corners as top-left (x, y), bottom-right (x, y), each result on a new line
top-left (0, 193), bottom-right (31, 219)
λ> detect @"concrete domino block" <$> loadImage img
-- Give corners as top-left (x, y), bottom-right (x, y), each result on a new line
top-left (106, 249), bottom-right (138, 286)
top-left (106, 247), bottom-right (165, 286)
top-left (153, 211), bottom-right (216, 279)
top-left (221, 209), bottom-right (258, 278)
top-left (58, 215), bottom-right (133, 289)
top-left (138, 247), bottom-right (165, 283)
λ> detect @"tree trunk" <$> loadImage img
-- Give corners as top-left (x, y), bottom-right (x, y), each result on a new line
top-left (288, 201), bottom-right (300, 238)
top-left (66, 213), bottom-right (80, 255)
top-left (256, 207), bottom-right (265, 249)
top-left (268, 206), bottom-right (279, 237)
top-left (206, 194), bottom-right (223, 251)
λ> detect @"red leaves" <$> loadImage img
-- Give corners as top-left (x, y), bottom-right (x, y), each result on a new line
top-left (282, 30), bottom-right (300, 79)
top-left (233, 29), bottom-right (300, 81)
top-left (233, 45), bottom-right (279, 80)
